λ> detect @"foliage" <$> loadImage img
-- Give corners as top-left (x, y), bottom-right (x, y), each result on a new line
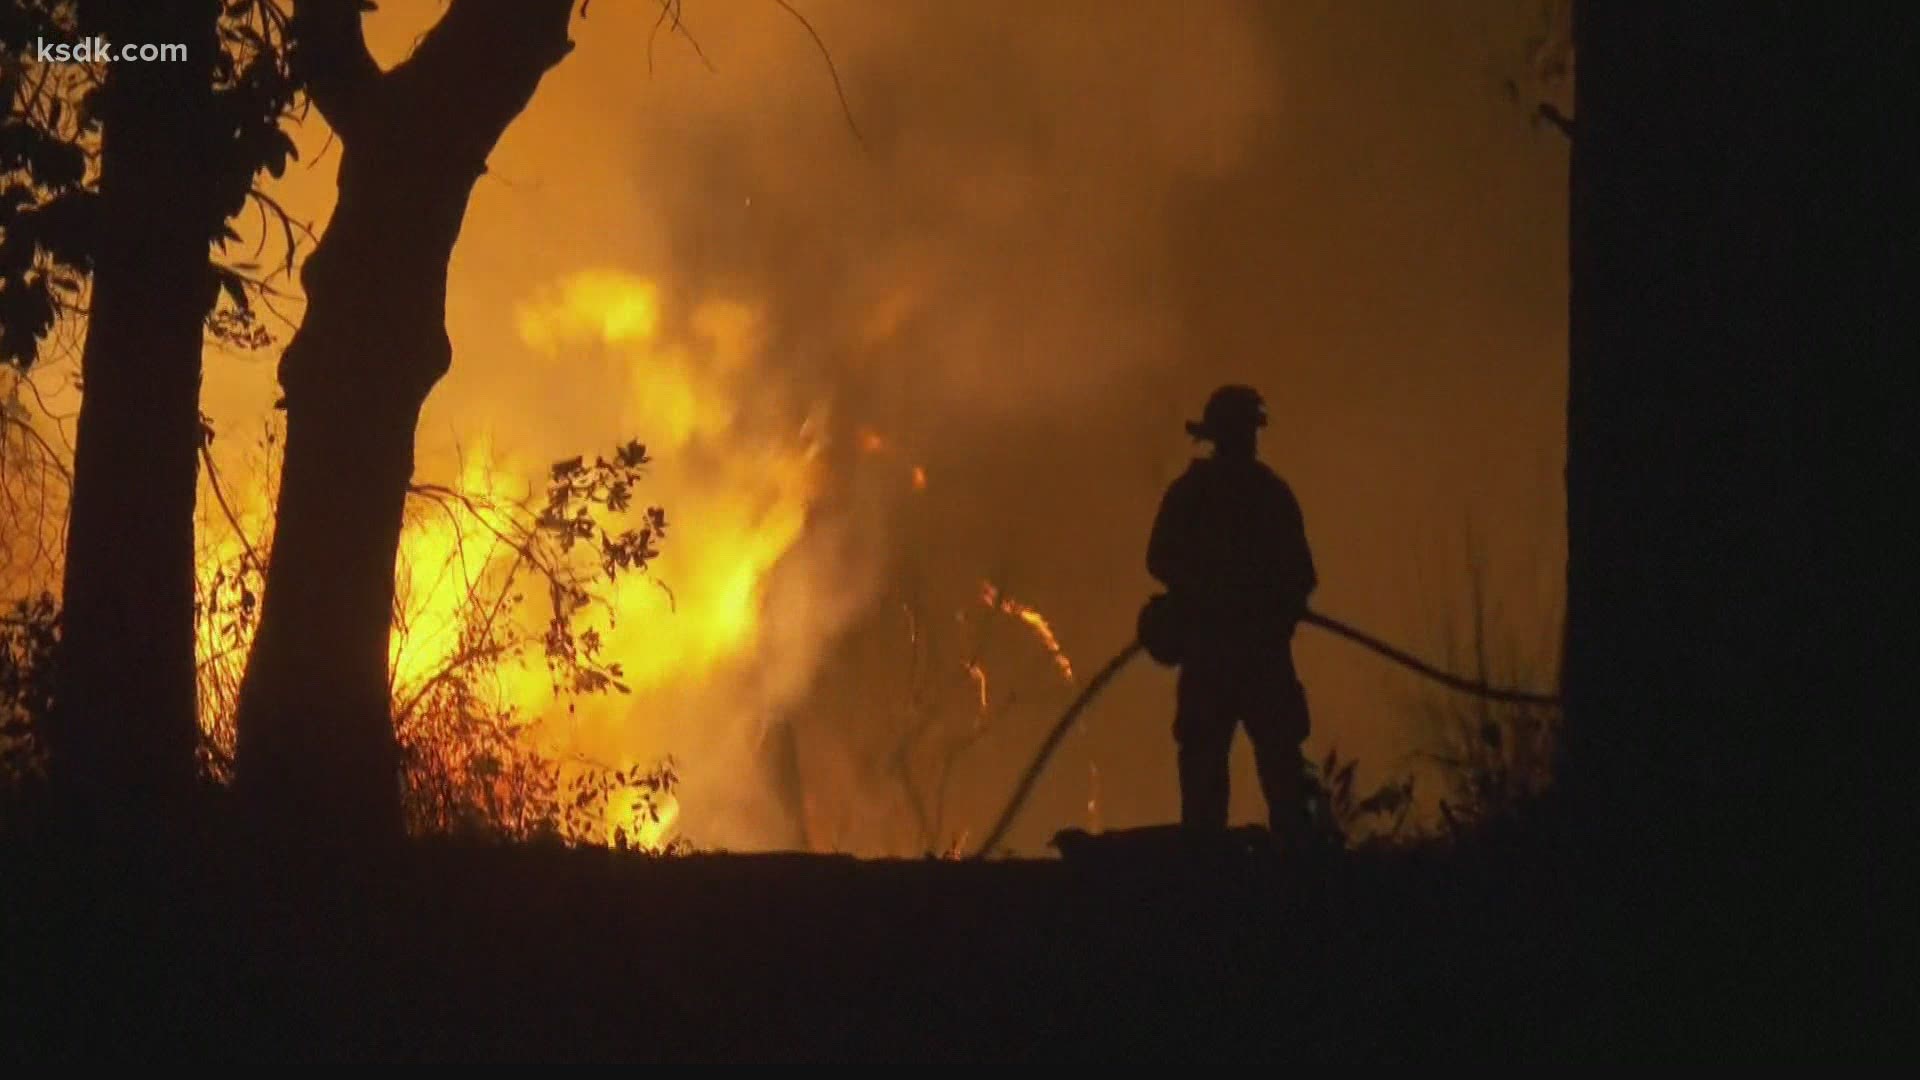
top-left (532, 439), bottom-right (667, 697)
top-left (1413, 543), bottom-right (1562, 837)
top-left (1425, 697), bottom-right (1558, 836)
top-left (0, 0), bottom-right (94, 368)
top-left (0, 590), bottom-right (53, 776)
top-left (201, 0), bottom-right (303, 352)
top-left (191, 426), bottom-right (681, 848)
top-left (388, 446), bottom-right (678, 847)
top-left (1304, 744), bottom-right (1416, 850)
top-left (0, 0), bottom-right (302, 368)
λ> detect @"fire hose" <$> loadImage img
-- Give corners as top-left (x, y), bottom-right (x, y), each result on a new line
top-left (969, 608), bottom-right (1559, 859)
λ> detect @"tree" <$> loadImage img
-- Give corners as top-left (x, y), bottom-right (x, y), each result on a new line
top-left (233, 0), bottom-right (578, 842)
top-left (1561, 2), bottom-right (1906, 1025)
top-left (2, 0), bottom-right (296, 826)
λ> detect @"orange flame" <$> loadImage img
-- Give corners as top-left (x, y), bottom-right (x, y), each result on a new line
top-left (979, 581), bottom-right (1075, 683)
top-left (193, 268), bottom-right (827, 851)
top-left (608, 787), bottom-right (681, 850)
top-left (964, 660), bottom-right (989, 720)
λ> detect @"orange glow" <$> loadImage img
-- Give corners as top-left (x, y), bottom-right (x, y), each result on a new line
top-left (1087, 762), bottom-right (1102, 833)
top-left (857, 428), bottom-right (888, 454)
top-left (607, 786), bottom-right (680, 850)
top-left (979, 581), bottom-right (1075, 683)
top-left (192, 268), bottom-right (826, 851)
top-left (911, 465), bottom-right (928, 491)
top-left (964, 660), bottom-right (989, 717)
top-left (510, 270), bottom-right (823, 687)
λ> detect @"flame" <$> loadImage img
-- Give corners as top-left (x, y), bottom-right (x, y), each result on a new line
top-left (193, 268), bottom-right (826, 851)
top-left (387, 440), bottom-right (543, 703)
top-left (608, 787), bottom-right (680, 850)
top-left (507, 269), bottom-right (826, 831)
top-left (964, 660), bottom-right (989, 717)
top-left (513, 269), bottom-right (661, 353)
top-left (980, 581), bottom-right (1075, 683)
top-left (851, 424), bottom-right (924, 493)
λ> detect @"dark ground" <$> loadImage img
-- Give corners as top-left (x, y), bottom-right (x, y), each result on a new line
top-left (1, 822), bottom-right (1901, 1061)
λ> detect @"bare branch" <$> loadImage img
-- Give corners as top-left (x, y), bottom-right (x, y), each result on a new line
top-left (1, 412), bottom-right (72, 487)
top-left (15, 372), bottom-right (74, 428)
top-left (1537, 102), bottom-right (1575, 140)
top-left (647, 0), bottom-right (673, 75)
top-left (770, 0), bottom-right (864, 147)
top-left (654, 0), bottom-right (717, 75)
top-left (199, 440), bottom-right (263, 577)
top-left (246, 187), bottom-right (320, 274)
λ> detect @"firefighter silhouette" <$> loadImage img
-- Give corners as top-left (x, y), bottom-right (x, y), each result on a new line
top-left (1147, 385), bottom-right (1317, 841)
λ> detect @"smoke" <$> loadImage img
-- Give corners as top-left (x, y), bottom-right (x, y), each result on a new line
top-left (191, 0), bottom-right (1568, 852)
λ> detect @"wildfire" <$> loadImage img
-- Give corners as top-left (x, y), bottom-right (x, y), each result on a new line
top-left (980, 581), bottom-right (1075, 683)
top-left (387, 440), bottom-right (540, 699)
top-left (608, 786), bottom-right (680, 850)
top-left (505, 269), bottom-right (827, 838)
top-left (964, 660), bottom-right (989, 718)
top-left (192, 268), bottom-right (827, 852)
top-left (853, 424), bottom-right (926, 494)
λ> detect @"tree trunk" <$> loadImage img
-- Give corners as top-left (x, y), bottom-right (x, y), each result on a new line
top-left (1563, 1), bottom-right (1813, 853)
top-left (50, 0), bottom-right (221, 826)
top-left (1565, 0), bottom-right (1907, 854)
top-left (1564, 1), bottom-right (1908, 1039)
top-left (233, 0), bottom-right (576, 843)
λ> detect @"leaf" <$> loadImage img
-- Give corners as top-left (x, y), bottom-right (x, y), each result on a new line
top-left (214, 268), bottom-right (249, 310)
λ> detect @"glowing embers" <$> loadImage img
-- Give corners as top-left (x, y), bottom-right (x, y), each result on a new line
top-left (980, 580), bottom-right (1075, 684)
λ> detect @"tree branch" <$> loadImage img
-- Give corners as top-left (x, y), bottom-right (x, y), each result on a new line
top-left (1537, 102), bottom-right (1576, 140)
top-left (199, 440), bottom-right (263, 577)
top-left (290, 0), bottom-right (382, 139)
top-left (770, 0), bottom-right (864, 147)
top-left (1, 411), bottom-right (73, 487)
top-left (383, 0), bottom-right (577, 169)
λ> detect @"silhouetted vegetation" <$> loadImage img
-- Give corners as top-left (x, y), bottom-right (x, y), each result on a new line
top-left (4, 428), bottom-right (676, 847)
top-left (2, 0), bottom-right (302, 828)
top-left (0, 590), bottom-right (53, 825)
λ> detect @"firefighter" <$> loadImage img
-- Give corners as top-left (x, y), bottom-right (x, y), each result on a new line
top-left (1147, 385), bottom-right (1317, 843)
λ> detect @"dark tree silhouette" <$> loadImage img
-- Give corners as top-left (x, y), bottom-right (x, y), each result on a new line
top-left (233, 0), bottom-right (578, 842)
top-left (3, 0), bottom-right (295, 826)
top-left (1562, 1), bottom-right (1906, 992)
